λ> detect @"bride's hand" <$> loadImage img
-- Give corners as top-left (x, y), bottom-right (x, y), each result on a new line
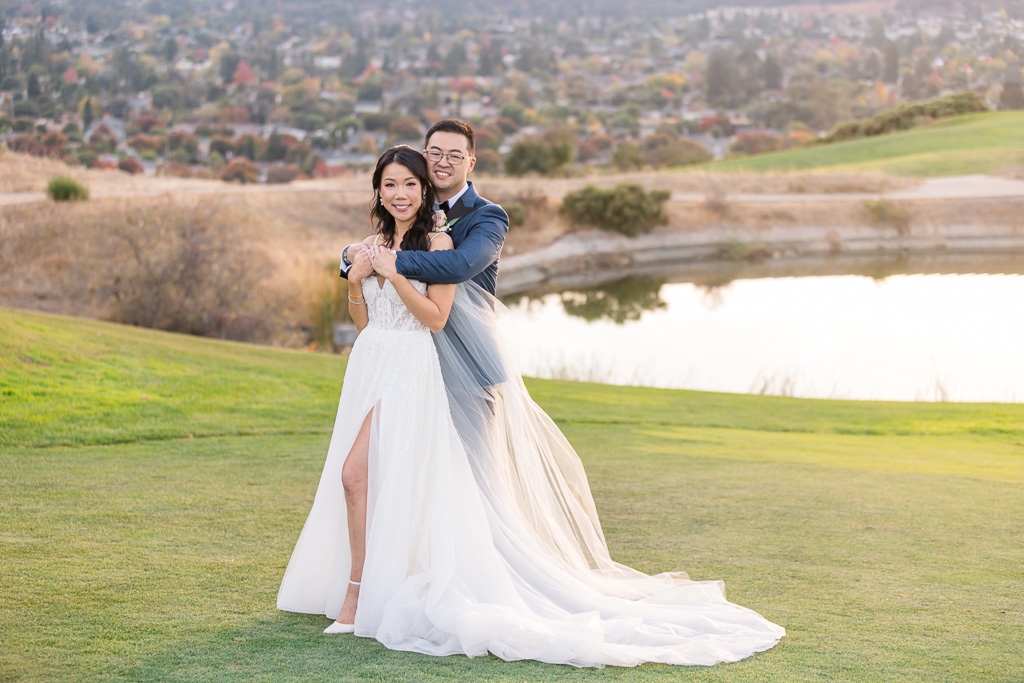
top-left (349, 248), bottom-right (374, 280)
top-left (370, 245), bottom-right (399, 280)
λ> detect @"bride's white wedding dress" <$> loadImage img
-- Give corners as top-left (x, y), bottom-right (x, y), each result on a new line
top-left (277, 275), bottom-right (785, 667)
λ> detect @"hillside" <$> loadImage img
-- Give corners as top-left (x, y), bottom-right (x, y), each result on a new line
top-left (2, 307), bottom-right (1023, 680)
top-left (704, 111), bottom-right (1024, 176)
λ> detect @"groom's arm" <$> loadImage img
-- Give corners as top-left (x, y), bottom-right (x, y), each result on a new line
top-left (395, 205), bottom-right (508, 285)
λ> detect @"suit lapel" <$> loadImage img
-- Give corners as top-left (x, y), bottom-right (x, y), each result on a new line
top-left (445, 183), bottom-right (479, 221)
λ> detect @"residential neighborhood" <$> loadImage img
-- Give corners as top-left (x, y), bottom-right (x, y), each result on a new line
top-left (1, 0), bottom-right (1022, 181)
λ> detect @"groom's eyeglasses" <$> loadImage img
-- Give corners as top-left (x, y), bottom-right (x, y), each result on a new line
top-left (424, 149), bottom-right (467, 165)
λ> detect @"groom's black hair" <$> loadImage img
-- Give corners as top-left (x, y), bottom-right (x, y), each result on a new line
top-left (424, 119), bottom-right (475, 155)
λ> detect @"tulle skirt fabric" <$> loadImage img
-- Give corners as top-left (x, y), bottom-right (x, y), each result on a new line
top-left (277, 284), bottom-right (785, 667)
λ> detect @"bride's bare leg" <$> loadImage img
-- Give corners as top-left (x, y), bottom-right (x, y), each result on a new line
top-left (337, 409), bottom-right (373, 624)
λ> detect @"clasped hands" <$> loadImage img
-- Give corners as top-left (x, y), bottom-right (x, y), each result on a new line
top-left (347, 243), bottom-right (398, 281)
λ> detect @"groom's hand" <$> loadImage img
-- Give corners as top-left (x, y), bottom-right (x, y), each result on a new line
top-left (342, 243), bottom-right (370, 267)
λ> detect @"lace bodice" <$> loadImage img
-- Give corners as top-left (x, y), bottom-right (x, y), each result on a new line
top-left (362, 276), bottom-right (429, 332)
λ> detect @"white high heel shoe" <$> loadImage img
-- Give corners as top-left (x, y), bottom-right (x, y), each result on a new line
top-left (323, 579), bottom-right (360, 635)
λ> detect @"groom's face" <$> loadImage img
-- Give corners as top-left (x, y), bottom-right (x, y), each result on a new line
top-left (424, 131), bottom-right (475, 199)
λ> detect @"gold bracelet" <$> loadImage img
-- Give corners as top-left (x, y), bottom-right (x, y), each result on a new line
top-left (347, 293), bottom-right (365, 305)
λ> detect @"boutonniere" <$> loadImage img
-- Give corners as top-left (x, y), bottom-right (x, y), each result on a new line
top-left (432, 210), bottom-right (461, 233)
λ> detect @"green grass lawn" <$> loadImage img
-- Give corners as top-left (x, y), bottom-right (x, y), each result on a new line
top-left (2, 307), bottom-right (1023, 681)
top-left (699, 111), bottom-right (1024, 177)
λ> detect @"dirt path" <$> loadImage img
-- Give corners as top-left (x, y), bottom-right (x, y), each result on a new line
top-left (2, 174), bottom-right (1022, 207)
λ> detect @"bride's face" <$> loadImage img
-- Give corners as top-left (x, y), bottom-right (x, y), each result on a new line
top-left (379, 162), bottom-right (423, 223)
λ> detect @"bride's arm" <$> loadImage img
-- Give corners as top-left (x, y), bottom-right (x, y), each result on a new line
top-left (372, 235), bottom-right (456, 333)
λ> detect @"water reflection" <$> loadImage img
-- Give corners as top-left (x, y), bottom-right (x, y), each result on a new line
top-left (504, 271), bottom-right (1024, 403)
top-left (506, 276), bottom-right (667, 324)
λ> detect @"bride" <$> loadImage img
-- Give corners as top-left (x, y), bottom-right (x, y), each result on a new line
top-left (276, 145), bottom-right (785, 667)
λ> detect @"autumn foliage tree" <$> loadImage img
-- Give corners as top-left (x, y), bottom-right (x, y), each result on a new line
top-left (220, 157), bottom-right (259, 183)
top-left (233, 60), bottom-right (255, 87)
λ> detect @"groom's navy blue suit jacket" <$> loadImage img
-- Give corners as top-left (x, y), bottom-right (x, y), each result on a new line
top-left (394, 182), bottom-right (507, 296)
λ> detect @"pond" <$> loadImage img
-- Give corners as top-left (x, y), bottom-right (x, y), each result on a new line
top-left (502, 258), bottom-right (1024, 403)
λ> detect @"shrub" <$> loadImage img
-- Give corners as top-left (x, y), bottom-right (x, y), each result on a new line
top-left (220, 157), bottom-right (260, 183)
top-left (107, 200), bottom-right (275, 341)
top-left (305, 270), bottom-right (351, 352)
top-left (128, 134), bottom-right (162, 154)
top-left (504, 202), bottom-right (526, 227)
top-left (313, 161), bottom-right (349, 179)
top-left (46, 175), bottom-right (90, 202)
top-left (118, 158), bottom-right (144, 174)
top-left (642, 135), bottom-right (711, 168)
top-left (864, 199), bottom-right (910, 235)
top-left (128, 114), bottom-right (164, 134)
top-left (822, 91), bottom-right (989, 144)
top-left (76, 148), bottom-right (99, 167)
top-left (168, 132), bottom-right (200, 163)
top-left (560, 184), bottom-right (671, 237)
top-left (208, 136), bottom-right (234, 157)
top-left (266, 165), bottom-right (304, 184)
top-left (729, 132), bottom-right (781, 156)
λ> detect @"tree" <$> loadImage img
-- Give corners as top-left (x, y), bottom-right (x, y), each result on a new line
top-left (81, 96), bottom-right (95, 129)
top-left (474, 149), bottom-right (502, 175)
top-left (341, 40), bottom-right (368, 79)
top-left (220, 157), bottom-right (259, 183)
top-left (611, 141), bottom-right (644, 170)
top-left (883, 41), bottom-right (900, 84)
top-left (761, 55), bottom-right (784, 90)
top-left (999, 81), bottom-right (1024, 110)
top-left (220, 50), bottom-right (241, 85)
top-left (443, 43), bottom-right (467, 76)
top-left (503, 131), bottom-right (575, 177)
top-left (643, 135), bottom-right (711, 168)
top-left (504, 139), bottom-right (554, 176)
top-left (27, 72), bottom-right (40, 98)
top-left (233, 60), bottom-right (255, 87)
top-left (706, 48), bottom-right (743, 108)
top-left (561, 276), bottom-right (667, 324)
top-left (162, 37), bottom-right (178, 63)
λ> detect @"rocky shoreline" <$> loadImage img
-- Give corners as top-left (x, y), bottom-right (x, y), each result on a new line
top-left (497, 206), bottom-right (1024, 296)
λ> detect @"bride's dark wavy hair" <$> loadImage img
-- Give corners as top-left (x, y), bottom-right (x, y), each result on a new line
top-left (370, 145), bottom-right (436, 251)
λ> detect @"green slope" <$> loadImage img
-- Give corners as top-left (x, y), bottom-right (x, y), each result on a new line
top-left (702, 111), bottom-right (1024, 177)
top-left (3, 307), bottom-right (1023, 681)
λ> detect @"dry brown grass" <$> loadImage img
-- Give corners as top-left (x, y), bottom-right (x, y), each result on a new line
top-left (0, 194), bottom-right (331, 346)
top-left (475, 169), bottom-right (917, 199)
top-left (993, 165), bottom-right (1024, 181)
top-left (0, 149), bottom-right (218, 195)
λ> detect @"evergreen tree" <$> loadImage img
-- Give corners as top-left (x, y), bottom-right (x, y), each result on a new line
top-left (443, 43), bottom-right (467, 76)
top-left (883, 41), bottom-right (900, 83)
top-left (341, 39), bottom-right (368, 79)
top-left (27, 72), bottom-right (40, 98)
top-left (162, 37), bottom-right (178, 63)
top-left (706, 48), bottom-right (743, 109)
top-left (761, 55), bottom-right (784, 90)
top-left (83, 97), bottom-right (94, 129)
